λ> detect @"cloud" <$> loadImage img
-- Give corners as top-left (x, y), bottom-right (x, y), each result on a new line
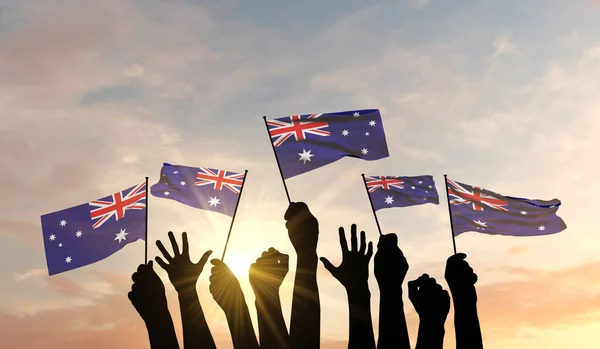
top-left (491, 33), bottom-right (519, 59)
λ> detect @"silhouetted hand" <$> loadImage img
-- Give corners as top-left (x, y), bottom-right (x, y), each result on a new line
top-left (321, 224), bottom-right (373, 292)
top-left (445, 253), bottom-right (478, 302)
top-left (408, 274), bottom-right (450, 324)
top-left (374, 233), bottom-right (408, 291)
top-left (209, 259), bottom-right (244, 314)
top-left (155, 231), bottom-right (212, 293)
top-left (249, 248), bottom-right (289, 295)
top-left (129, 261), bottom-right (167, 321)
top-left (284, 202), bottom-right (319, 256)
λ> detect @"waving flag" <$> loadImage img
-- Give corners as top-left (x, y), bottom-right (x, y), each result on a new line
top-left (151, 163), bottom-right (246, 217)
top-left (446, 178), bottom-right (567, 236)
top-left (41, 182), bottom-right (147, 275)
top-left (366, 175), bottom-right (439, 211)
top-left (266, 109), bottom-right (389, 179)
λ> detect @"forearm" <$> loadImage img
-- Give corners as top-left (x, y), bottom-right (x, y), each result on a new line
top-left (347, 289), bottom-right (376, 349)
top-left (225, 301), bottom-right (260, 349)
top-left (145, 308), bottom-right (180, 349)
top-left (453, 297), bottom-right (483, 349)
top-left (255, 291), bottom-right (290, 349)
top-left (377, 287), bottom-right (410, 349)
top-left (178, 288), bottom-right (216, 349)
top-left (290, 253), bottom-right (320, 349)
top-left (415, 319), bottom-right (445, 349)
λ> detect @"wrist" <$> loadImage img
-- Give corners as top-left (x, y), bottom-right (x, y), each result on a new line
top-left (347, 286), bottom-right (371, 301)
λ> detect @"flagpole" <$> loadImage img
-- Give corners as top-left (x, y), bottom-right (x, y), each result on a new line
top-left (443, 174), bottom-right (458, 254)
top-left (262, 116), bottom-right (292, 204)
top-left (144, 176), bottom-right (149, 264)
top-left (361, 174), bottom-right (383, 236)
top-left (221, 170), bottom-right (249, 262)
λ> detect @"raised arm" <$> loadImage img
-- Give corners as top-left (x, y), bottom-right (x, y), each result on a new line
top-left (155, 231), bottom-right (215, 349)
top-left (284, 202), bottom-right (320, 349)
top-left (209, 259), bottom-right (259, 349)
top-left (320, 224), bottom-right (376, 349)
top-left (128, 261), bottom-right (180, 349)
top-left (408, 274), bottom-right (450, 349)
top-left (373, 233), bottom-right (410, 349)
top-left (445, 253), bottom-right (484, 349)
top-left (249, 248), bottom-right (290, 349)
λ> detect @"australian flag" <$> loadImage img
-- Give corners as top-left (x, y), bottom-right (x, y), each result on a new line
top-left (446, 178), bottom-right (567, 236)
top-left (41, 182), bottom-right (147, 275)
top-left (151, 163), bottom-right (245, 217)
top-left (266, 109), bottom-right (389, 179)
top-left (366, 175), bottom-right (439, 211)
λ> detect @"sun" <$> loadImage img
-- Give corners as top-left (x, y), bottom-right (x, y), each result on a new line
top-left (223, 253), bottom-right (254, 278)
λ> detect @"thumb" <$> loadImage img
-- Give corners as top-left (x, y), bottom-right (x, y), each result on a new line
top-left (197, 250), bottom-right (213, 268)
top-left (147, 260), bottom-right (154, 268)
top-left (319, 257), bottom-right (337, 275)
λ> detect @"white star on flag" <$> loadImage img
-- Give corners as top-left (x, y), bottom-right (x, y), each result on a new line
top-left (521, 211), bottom-right (528, 215)
top-left (538, 225), bottom-right (546, 231)
top-left (114, 228), bottom-right (129, 243)
top-left (59, 243), bottom-right (63, 247)
top-left (369, 120), bottom-right (376, 126)
top-left (341, 129), bottom-right (349, 136)
top-left (384, 196), bottom-right (394, 205)
top-left (49, 234), bottom-right (56, 241)
top-left (60, 220), bottom-right (67, 227)
top-left (353, 112), bottom-right (360, 117)
top-left (365, 132), bottom-right (369, 136)
top-left (75, 230), bottom-right (82, 238)
top-left (298, 149), bottom-right (314, 164)
top-left (361, 148), bottom-right (369, 155)
top-left (164, 191), bottom-right (170, 196)
top-left (474, 220), bottom-right (488, 227)
top-left (65, 256), bottom-right (72, 263)
top-left (180, 181), bottom-right (186, 186)
top-left (208, 197), bottom-right (221, 207)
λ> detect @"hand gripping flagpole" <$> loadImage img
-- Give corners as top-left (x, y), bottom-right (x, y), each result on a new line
top-left (263, 116), bottom-right (292, 204)
top-left (361, 174), bottom-right (383, 236)
top-left (443, 174), bottom-right (458, 254)
top-left (221, 170), bottom-right (249, 262)
top-left (144, 176), bottom-right (149, 264)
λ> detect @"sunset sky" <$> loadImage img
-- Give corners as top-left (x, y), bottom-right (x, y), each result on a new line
top-left (2, 0), bottom-right (600, 348)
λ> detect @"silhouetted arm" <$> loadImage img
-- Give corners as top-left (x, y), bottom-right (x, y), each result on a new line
top-left (128, 261), bottom-right (180, 349)
top-left (445, 253), bottom-right (484, 349)
top-left (320, 224), bottom-right (376, 349)
top-left (250, 248), bottom-right (290, 349)
top-left (155, 232), bottom-right (215, 349)
top-left (284, 202), bottom-right (321, 349)
top-left (374, 234), bottom-right (410, 349)
top-left (408, 274), bottom-right (450, 349)
top-left (209, 259), bottom-right (259, 349)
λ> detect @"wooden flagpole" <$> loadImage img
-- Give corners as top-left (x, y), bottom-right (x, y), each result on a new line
top-left (144, 176), bottom-right (149, 264)
top-left (361, 174), bottom-right (383, 236)
top-left (263, 116), bottom-right (292, 204)
top-left (221, 170), bottom-right (249, 261)
top-left (443, 174), bottom-right (458, 254)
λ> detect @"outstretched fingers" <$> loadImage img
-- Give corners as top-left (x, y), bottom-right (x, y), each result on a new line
top-left (156, 240), bottom-right (173, 263)
top-left (168, 231), bottom-right (180, 257)
top-left (181, 232), bottom-right (189, 256)
top-left (350, 224), bottom-right (358, 252)
top-left (338, 227), bottom-right (349, 255)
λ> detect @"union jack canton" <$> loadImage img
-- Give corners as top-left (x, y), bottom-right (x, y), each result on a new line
top-left (41, 182), bottom-right (147, 275)
top-left (446, 177), bottom-right (567, 237)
